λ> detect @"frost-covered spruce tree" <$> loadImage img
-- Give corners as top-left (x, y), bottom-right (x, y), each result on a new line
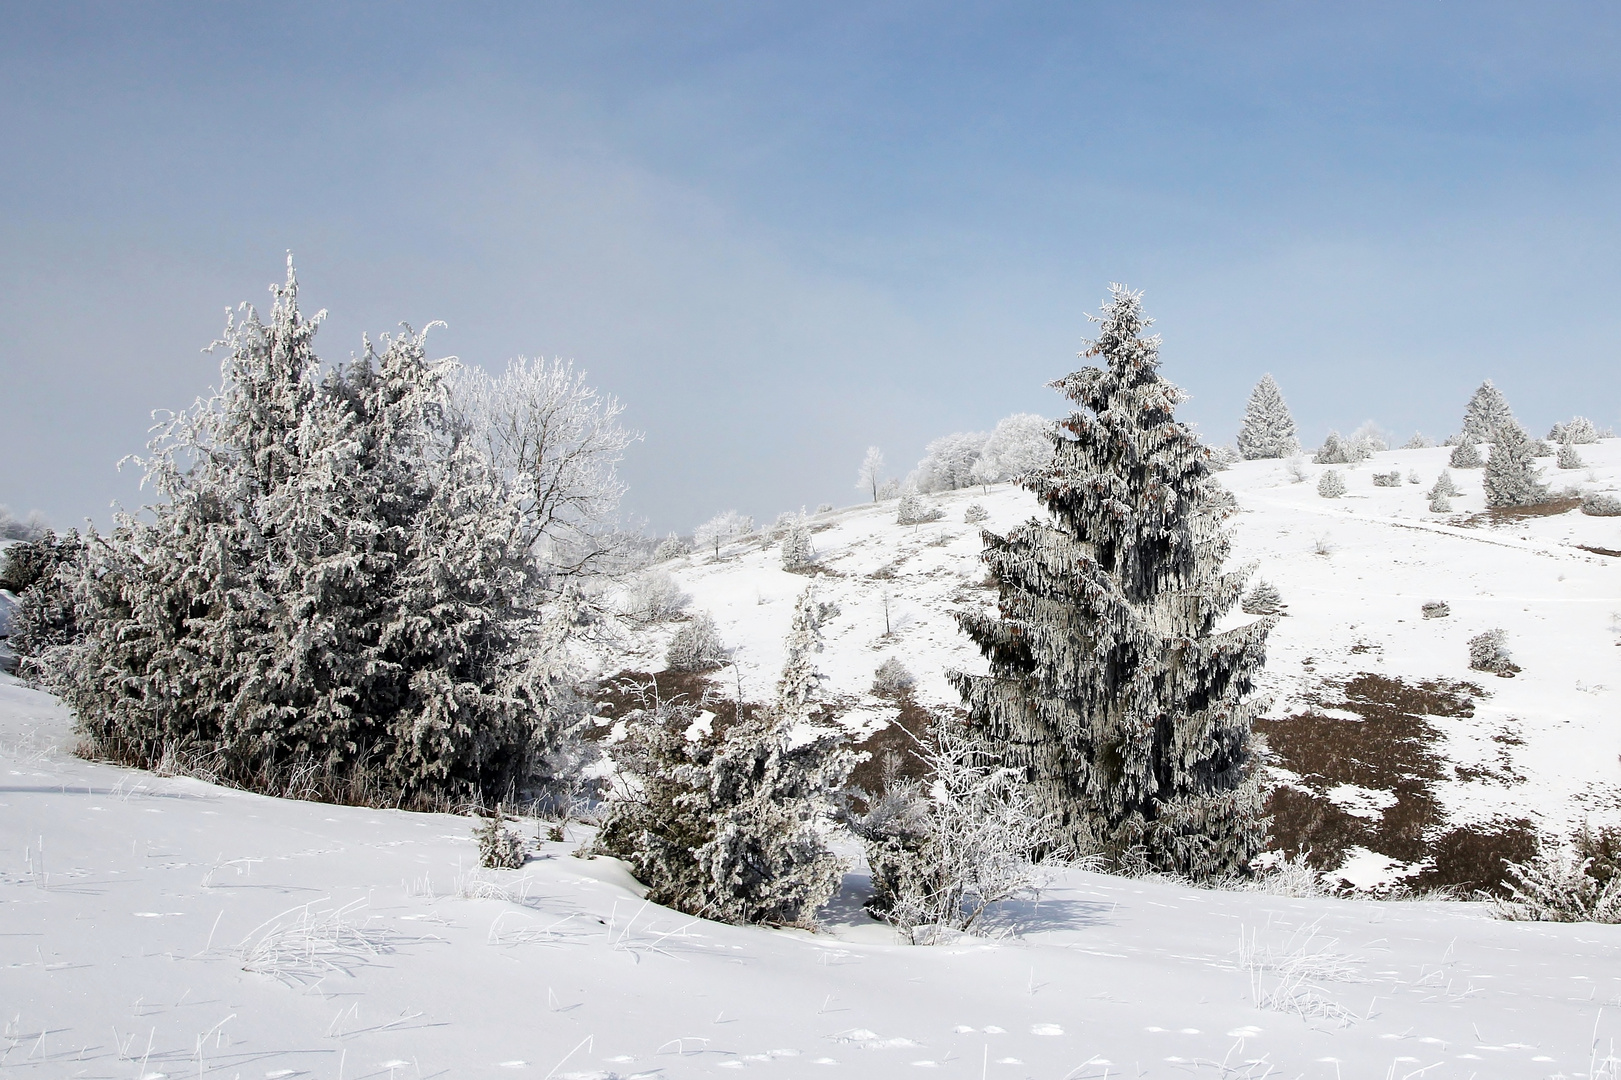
top-left (1236, 374), bottom-right (1300, 459)
top-left (1317, 469), bottom-right (1346, 498)
top-left (38, 261), bottom-right (585, 809)
top-left (1460, 379), bottom-right (1517, 445)
top-left (1449, 440), bottom-right (1484, 469)
top-left (952, 285), bottom-right (1273, 878)
top-left (1557, 440), bottom-right (1585, 470)
top-left (1483, 422), bottom-right (1549, 508)
top-left (780, 513), bottom-right (814, 570)
top-left (1550, 416), bottom-right (1601, 445)
top-left (599, 589), bottom-right (853, 926)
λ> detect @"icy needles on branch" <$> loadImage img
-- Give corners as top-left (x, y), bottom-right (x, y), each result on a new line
top-left (951, 284), bottom-right (1273, 879)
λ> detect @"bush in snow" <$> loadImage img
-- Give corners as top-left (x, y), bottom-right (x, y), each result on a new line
top-left (475, 808), bottom-right (528, 869)
top-left (1407, 469), bottom-right (1421, 484)
top-left (1312, 431), bottom-right (1351, 465)
top-left (1371, 470), bottom-right (1402, 488)
top-left (1549, 416), bottom-right (1601, 445)
top-left (694, 510), bottom-right (751, 559)
top-left (1207, 444), bottom-right (1241, 471)
top-left (1483, 423), bottom-right (1549, 508)
top-left (856, 446), bottom-right (887, 503)
top-left (1468, 628), bottom-right (1519, 677)
top-left (31, 262), bottom-right (594, 811)
top-left (1449, 440), bottom-right (1484, 469)
top-left (1582, 493), bottom-right (1621, 517)
top-left (1347, 421), bottom-right (1388, 459)
top-left (1421, 600), bottom-right (1450, 619)
top-left (1284, 454), bottom-right (1309, 484)
top-left (896, 490), bottom-right (943, 525)
top-left (1557, 441), bottom-right (1585, 470)
top-left (1492, 825), bottom-right (1621, 923)
top-left (815, 503), bottom-right (834, 514)
top-left (780, 514), bottom-right (815, 570)
top-left (597, 590), bottom-right (854, 927)
top-left (4, 530), bottom-right (84, 660)
top-left (621, 570), bottom-right (690, 624)
top-left (952, 286), bottom-right (1271, 878)
top-left (1460, 379), bottom-right (1517, 445)
top-left (652, 533), bottom-right (691, 561)
top-left (1428, 471), bottom-right (1459, 498)
top-left (963, 502), bottom-right (989, 523)
top-left (1317, 470), bottom-right (1346, 498)
top-left (871, 656), bottom-right (917, 696)
top-left (1402, 433), bottom-right (1435, 449)
top-left (1236, 374), bottom-right (1300, 460)
top-left (877, 478), bottom-right (901, 500)
top-left (1240, 579), bottom-right (1285, 616)
top-left (1428, 492), bottom-right (1453, 513)
top-left (665, 612), bottom-right (730, 672)
top-left (970, 412), bottom-right (1055, 488)
top-left (845, 719), bottom-right (1066, 944)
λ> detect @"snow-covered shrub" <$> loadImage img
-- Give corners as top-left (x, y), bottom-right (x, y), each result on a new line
top-left (780, 514), bottom-right (814, 570)
top-left (1449, 440), bottom-right (1484, 469)
top-left (1317, 470), bottom-right (1346, 498)
top-left (1313, 534), bottom-right (1335, 556)
top-left (598, 590), bottom-right (854, 927)
top-left (694, 510), bottom-right (750, 558)
top-left (1467, 628), bottom-right (1519, 677)
top-left (1428, 471), bottom-right (1459, 498)
top-left (1240, 579), bottom-right (1285, 616)
top-left (1207, 444), bottom-right (1241, 471)
top-left (953, 285), bottom-right (1270, 879)
top-left (1557, 441), bottom-right (1585, 470)
top-left (971, 413), bottom-right (1055, 487)
top-left (896, 490), bottom-right (943, 525)
top-left (856, 446), bottom-right (887, 503)
top-left (652, 533), bottom-right (691, 562)
top-left (35, 263), bottom-right (592, 810)
top-left (1460, 379), bottom-right (1517, 445)
top-left (872, 656), bottom-right (916, 695)
top-left (1492, 826), bottom-right (1621, 923)
top-left (1236, 374), bottom-right (1300, 459)
top-left (1531, 438), bottom-right (1553, 458)
top-left (1428, 492), bottom-right (1452, 513)
top-left (1421, 600), bottom-right (1450, 619)
top-left (1313, 431), bottom-right (1350, 465)
top-left (815, 503), bottom-right (834, 514)
top-left (4, 530), bottom-right (83, 660)
top-left (1582, 493), bottom-right (1621, 517)
top-left (1402, 433), bottom-right (1435, 449)
top-left (665, 612), bottom-right (730, 672)
top-left (1549, 416), bottom-right (1601, 445)
top-left (1284, 454), bottom-right (1309, 484)
top-left (1371, 470), bottom-right (1402, 488)
top-left (1407, 469), bottom-right (1421, 484)
top-left (877, 477), bottom-right (901, 501)
top-left (621, 570), bottom-right (690, 624)
top-left (475, 809), bottom-right (528, 869)
top-left (1483, 424), bottom-right (1548, 508)
top-left (846, 720), bottom-right (1065, 944)
top-left (911, 431), bottom-right (987, 493)
top-left (963, 502), bottom-right (989, 523)
top-left (1347, 421), bottom-right (1388, 459)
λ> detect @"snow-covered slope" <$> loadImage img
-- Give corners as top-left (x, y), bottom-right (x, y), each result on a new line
top-left (7, 673), bottom-right (1621, 1080)
top-left (618, 440), bottom-right (1621, 888)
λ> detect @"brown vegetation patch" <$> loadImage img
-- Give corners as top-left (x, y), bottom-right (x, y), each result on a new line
top-left (844, 693), bottom-right (950, 809)
top-left (1257, 673), bottom-right (1527, 892)
top-left (1579, 544), bottom-right (1621, 558)
top-left (1466, 496), bottom-right (1582, 526)
top-left (591, 668), bottom-right (765, 739)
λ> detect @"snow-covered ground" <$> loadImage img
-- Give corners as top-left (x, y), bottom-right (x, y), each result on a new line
top-left (619, 440), bottom-right (1621, 887)
top-left (8, 673), bottom-right (1621, 1080)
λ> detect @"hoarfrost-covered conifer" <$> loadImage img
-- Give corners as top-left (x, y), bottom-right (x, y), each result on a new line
top-left (1236, 374), bottom-right (1300, 459)
top-left (1428, 470), bottom-right (1459, 499)
top-left (1317, 470), bottom-right (1346, 498)
top-left (1483, 423), bottom-right (1548, 508)
top-left (952, 285), bottom-right (1272, 878)
top-left (1583, 494), bottom-right (1621, 517)
top-left (598, 590), bottom-right (853, 926)
top-left (1313, 431), bottom-right (1349, 464)
top-left (780, 513), bottom-right (814, 570)
top-left (665, 612), bottom-right (730, 672)
top-left (911, 431), bottom-right (987, 493)
top-left (1402, 433), bottom-right (1435, 449)
top-left (621, 570), bottom-right (690, 624)
top-left (1460, 379), bottom-right (1517, 445)
top-left (1428, 492), bottom-right (1452, 513)
top-left (1468, 628), bottom-right (1519, 676)
top-left (1549, 416), bottom-right (1601, 445)
top-left (474, 808), bottom-right (527, 869)
top-left (871, 656), bottom-right (916, 695)
top-left (1240, 580), bottom-right (1285, 616)
top-left (1557, 441), bottom-right (1585, 470)
top-left (1371, 470), bottom-right (1402, 487)
top-left (1449, 440), bottom-right (1484, 469)
top-left (963, 502), bottom-right (989, 523)
top-left (856, 447), bottom-right (886, 502)
top-left (32, 261), bottom-right (589, 809)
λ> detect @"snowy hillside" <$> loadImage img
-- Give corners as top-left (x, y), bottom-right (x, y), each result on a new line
top-left (8, 672), bottom-right (1621, 1080)
top-left (611, 440), bottom-right (1621, 891)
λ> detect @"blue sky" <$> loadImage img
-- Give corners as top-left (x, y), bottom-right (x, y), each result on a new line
top-left (4, 2), bottom-right (1620, 533)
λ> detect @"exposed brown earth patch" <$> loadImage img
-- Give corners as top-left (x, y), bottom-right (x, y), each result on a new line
top-left (1464, 496), bottom-right (1582, 526)
top-left (1257, 673), bottom-right (1534, 892)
